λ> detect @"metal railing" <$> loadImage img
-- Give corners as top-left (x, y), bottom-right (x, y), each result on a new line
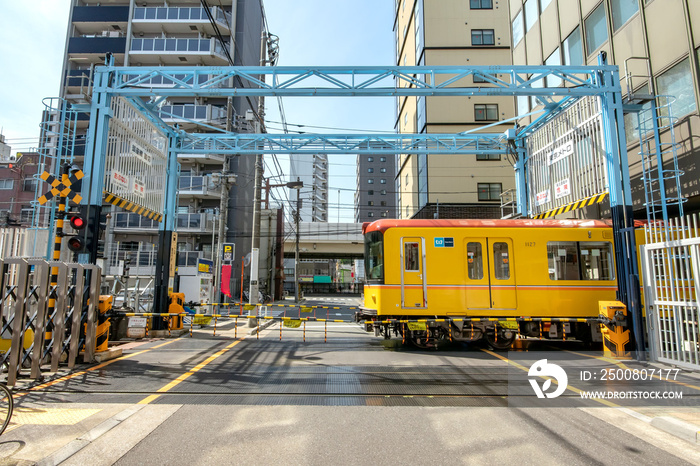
top-left (133, 6), bottom-right (232, 27)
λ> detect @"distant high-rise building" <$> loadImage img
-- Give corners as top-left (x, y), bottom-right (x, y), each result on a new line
top-left (50, 0), bottom-right (266, 300)
top-left (289, 154), bottom-right (329, 222)
top-left (355, 154), bottom-right (397, 222)
top-left (395, 0), bottom-right (515, 220)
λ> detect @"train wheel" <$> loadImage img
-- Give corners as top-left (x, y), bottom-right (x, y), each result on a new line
top-left (485, 328), bottom-right (517, 351)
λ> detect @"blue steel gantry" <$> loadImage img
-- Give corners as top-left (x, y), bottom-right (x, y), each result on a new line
top-left (76, 61), bottom-right (643, 353)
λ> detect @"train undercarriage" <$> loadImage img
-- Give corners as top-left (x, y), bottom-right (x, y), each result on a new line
top-left (356, 311), bottom-right (603, 350)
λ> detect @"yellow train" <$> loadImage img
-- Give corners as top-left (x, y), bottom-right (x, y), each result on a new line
top-left (358, 218), bottom-right (619, 349)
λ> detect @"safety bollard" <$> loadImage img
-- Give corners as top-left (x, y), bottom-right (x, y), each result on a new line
top-left (303, 321), bottom-right (306, 342)
top-left (214, 316), bottom-right (218, 337)
top-left (324, 320), bottom-right (327, 343)
top-left (190, 315), bottom-right (193, 338)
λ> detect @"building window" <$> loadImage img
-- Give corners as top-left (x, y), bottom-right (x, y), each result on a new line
top-left (22, 178), bottom-right (37, 192)
top-left (380, 168), bottom-right (386, 173)
top-left (368, 157), bottom-right (374, 162)
top-left (381, 212), bottom-right (388, 218)
top-left (539, 0), bottom-right (553, 12)
top-left (470, 0), bottom-right (492, 9)
top-left (478, 182), bottom-right (502, 201)
top-left (472, 29), bottom-right (495, 46)
top-left (474, 104), bottom-right (498, 121)
top-left (524, 0), bottom-right (538, 33)
top-left (381, 201), bottom-right (387, 206)
top-left (20, 207), bottom-right (32, 224)
top-left (0, 180), bottom-right (14, 190)
top-left (563, 27), bottom-right (583, 66)
top-left (368, 179), bottom-right (374, 184)
top-left (368, 212), bottom-right (374, 218)
top-left (476, 154), bottom-right (501, 160)
top-left (380, 179), bottom-right (387, 184)
top-left (404, 113), bottom-right (408, 125)
top-left (380, 157), bottom-right (387, 162)
top-left (585, 3), bottom-right (608, 55)
top-left (368, 190), bottom-right (374, 195)
top-left (545, 48), bottom-right (562, 87)
top-left (381, 190), bottom-right (387, 195)
top-left (368, 201), bottom-right (374, 206)
top-left (512, 10), bottom-right (524, 47)
top-left (368, 168), bottom-right (374, 173)
top-left (405, 174), bottom-right (409, 186)
top-left (657, 58), bottom-right (697, 118)
top-left (611, 0), bottom-right (638, 31)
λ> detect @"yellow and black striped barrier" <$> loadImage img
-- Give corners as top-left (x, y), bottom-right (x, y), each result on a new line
top-left (534, 192), bottom-right (608, 219)
top-left (103, 190), bottom-right (163, 222)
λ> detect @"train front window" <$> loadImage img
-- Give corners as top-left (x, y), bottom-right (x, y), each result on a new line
top-left (493, 242), bottom-right (510, 279)
top-left (365, 231), bottom-right (384, 282)
top-left (467, 242), bottom-right (483, 279)
top-left (547, 241), bottom-right (614, 280)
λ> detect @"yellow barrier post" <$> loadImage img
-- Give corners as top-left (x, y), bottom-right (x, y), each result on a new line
top-left (234, 317), bottom-right (237, 339)
top-left (213, 316), bottom-right (218, 337)
top-left (599, 301), bottom-right (632, 358)
top-left (96, 296), bottom-right (113, 353)
top-left (189, 315), bottom-right (193, 338)
top-left (303, 321), bottom-right (306, 342)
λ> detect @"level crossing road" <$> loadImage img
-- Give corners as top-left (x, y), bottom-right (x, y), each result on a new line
top-left (3, 295), bottom-right (700, 464)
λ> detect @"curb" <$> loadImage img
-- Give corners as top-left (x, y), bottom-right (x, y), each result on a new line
top-left (650, 416), bottom-right (700, 444)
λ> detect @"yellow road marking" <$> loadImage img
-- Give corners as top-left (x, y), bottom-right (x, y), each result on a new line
top-left (138, 338), bottom-right (246, 405)
top-left (480, 348), bottom-right (619, 408)
top-left (11, 407), bottom-right (101, 426)
top-left (19, 340), bottom-right (179, 397)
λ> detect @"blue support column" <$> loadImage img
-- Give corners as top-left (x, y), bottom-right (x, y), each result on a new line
top-left (513, 138), bottom-right (528, 217)
top-left (597, 54), bottom-right (645, 358)
top-left (79, 67), bottom-right (113, 265)
top-left (152, 133), bottom-right (181, 317)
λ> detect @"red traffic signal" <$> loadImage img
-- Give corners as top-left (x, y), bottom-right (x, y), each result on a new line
top-left (66, 235), bottom-right (84, 252)
top-left (68, 212), bottom-right (86, 230)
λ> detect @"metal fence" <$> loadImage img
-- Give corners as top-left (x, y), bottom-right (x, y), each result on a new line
top-left (641, 215), bottom-right (700, 370)
top-left (0, 259), bottom-right (100, 385)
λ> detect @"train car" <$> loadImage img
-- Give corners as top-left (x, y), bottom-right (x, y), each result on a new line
top-left (358, 218), bottom-right (618, 349)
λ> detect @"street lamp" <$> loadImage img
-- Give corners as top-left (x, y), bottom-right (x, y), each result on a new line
top-left (287, 180), bottom-right (303, 303)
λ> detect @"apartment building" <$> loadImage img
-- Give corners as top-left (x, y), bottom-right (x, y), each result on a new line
top-left (395, 0), bottom-right (516, 220)
top-left (52, 0), bottom-right (266, 299)
top-left (509, 0), bottom-right (700, 216)
top-left (354, 154), bottom-right (397, 222)
top-left (289, 154), bottom-right (329, 222)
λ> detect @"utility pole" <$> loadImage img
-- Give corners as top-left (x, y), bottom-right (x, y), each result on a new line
top-left (294, 178), bottom-right (302, 303)
top-left (248, 31), bottom-right (268, 326)
top-left (213, 97), bottom-right (235, 314)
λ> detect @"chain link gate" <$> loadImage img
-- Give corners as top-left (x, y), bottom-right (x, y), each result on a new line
top-left (0, 259), bottom-right (101, 385)
top-left (641, 215), bottom-right (700, 370)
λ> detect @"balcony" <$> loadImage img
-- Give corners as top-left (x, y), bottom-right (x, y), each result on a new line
top-left (178, 251), bottom-right (212, 267)
top-left (132, 7), bottom-right (232, 35)
top-left (179, 175), bottom-right (222, 199)
top-left (68, 36), bottom-right (127, 55)
top-left (113, 212), bottom-right (215, 234)
top-left (72, 6), bottom-right (129, 23)
top-left (129, 37), bottom-right (231, 66)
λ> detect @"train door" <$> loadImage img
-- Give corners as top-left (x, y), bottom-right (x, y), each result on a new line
top-left (489, 238), bottom-right (516, 309)
top-left (401, 237), bottom-right (427, 309)
top-left (465, 240), bottom-right (490, 309)
top-left (465, 237), bottom-right (516, 310)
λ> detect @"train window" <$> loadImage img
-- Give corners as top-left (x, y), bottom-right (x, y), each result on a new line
top-left (404, 242), bottom-right (420, 271)
top-left (492, 242), bottom-right (510, 279)
top-left (467, 242), bottom-right (483, 279)
top-left (579, 242), bottom-right (614, 280)
top-left (548, 242), bottom-right (579, 280)
top-left (547, 241), bottom-right (614, 280)
top-left (365, 231), bottom-right (384, 282)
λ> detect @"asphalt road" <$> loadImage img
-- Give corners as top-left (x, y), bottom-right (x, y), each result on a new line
top-left (4, 295), bottom-right (700, 465)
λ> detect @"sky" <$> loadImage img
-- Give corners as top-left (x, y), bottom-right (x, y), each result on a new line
top-left (0, 0), bottom-right (396, 222)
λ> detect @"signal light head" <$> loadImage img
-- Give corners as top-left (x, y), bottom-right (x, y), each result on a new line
top-left (69, 213), bottom-right (86, 230)
top-left (67, 236), bottom-right (84, 252)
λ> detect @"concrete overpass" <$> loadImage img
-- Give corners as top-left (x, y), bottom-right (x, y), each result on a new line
top-left (283, 223), bottom-right (364, 260)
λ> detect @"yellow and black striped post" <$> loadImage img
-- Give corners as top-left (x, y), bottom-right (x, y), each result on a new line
top-left (46, 164), bottom-right (72, 347)
top-left (96, 295), bottom-right (112, 353)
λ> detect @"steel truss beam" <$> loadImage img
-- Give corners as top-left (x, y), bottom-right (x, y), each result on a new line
top-left (177, 132), bottom-right (508, 155)
top-left (97, 65), bottom-right (621, 98)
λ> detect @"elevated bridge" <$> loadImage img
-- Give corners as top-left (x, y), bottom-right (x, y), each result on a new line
top-left (283, 223), bottom-right (363, 260)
